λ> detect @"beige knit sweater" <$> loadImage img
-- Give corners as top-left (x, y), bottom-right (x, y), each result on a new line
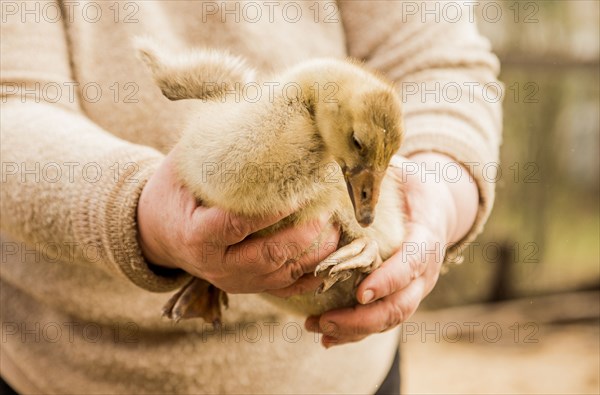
top-left (0, 1), bottom-right (502, 394)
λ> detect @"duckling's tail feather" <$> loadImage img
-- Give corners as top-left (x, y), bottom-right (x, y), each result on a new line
top-left (134, 36), bottom-right (256, 101)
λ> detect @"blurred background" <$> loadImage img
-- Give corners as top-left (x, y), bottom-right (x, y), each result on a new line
top-left (403, 1), bottom-right (600, 393)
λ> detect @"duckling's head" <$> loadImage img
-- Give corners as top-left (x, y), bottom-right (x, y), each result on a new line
top-left (316, 82), bottom-right (403, 227)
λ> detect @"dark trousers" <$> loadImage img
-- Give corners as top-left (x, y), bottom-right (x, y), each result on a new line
top-left (0, 376), bottom-right (18, 395)
top-left (375, 349), bottom-right (401, 395)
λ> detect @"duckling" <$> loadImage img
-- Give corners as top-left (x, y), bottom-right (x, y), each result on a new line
top-left (136, 39), bottom-right (406, 324)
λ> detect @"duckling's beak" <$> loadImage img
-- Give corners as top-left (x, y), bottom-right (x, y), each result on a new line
top-left (344, 166), bottom-right (384, 227)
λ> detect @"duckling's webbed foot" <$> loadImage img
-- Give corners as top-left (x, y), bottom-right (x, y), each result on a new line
top-left (314, 237), bottom-right (382, 293)
top-left (162, 278), bottom-right (228, 327)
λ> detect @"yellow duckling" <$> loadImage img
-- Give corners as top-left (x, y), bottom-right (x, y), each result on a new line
top-left (137, 39), bottom-right (406, 324)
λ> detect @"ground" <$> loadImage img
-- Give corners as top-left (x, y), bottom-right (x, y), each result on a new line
top-left (401, 291), bottom-right (600, 394)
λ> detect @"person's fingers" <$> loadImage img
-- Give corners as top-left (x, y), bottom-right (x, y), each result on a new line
top-left (356, 223), bottom-right (441, 304)
top-left (223, 212), bottom-right (334, 277)
top-left (305, 318), bottom-right (368, 348)
top-left (305, 316), bottom-right (320, 332)
top-left (307, 278), bottom-right (425, 340)
top-left (199, 206), bottom-right (297, 246)
top-left (259, 220), bottom-right (340, 290)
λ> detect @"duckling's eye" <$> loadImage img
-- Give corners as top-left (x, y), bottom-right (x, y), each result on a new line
top-left (352, 134), bottom-right (363, 151)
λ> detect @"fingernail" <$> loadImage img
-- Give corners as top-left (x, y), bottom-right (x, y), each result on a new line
top-left (322, 320), bottom-right (339, 337)
top-left (361, 289), bottom-right (375, 304)
top-left (322, 335), bottom-right (337, 348)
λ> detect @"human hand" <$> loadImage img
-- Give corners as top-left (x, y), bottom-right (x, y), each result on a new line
top-left (137, 149), bottom-right (340, 294)
top-left (305, 152), bottom-right (479, 347)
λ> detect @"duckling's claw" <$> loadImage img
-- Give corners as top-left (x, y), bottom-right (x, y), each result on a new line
top-left (162, 278), bottom-right (228, 326)
top-left (314, 237), bottom-right (372, 276)
top-left (329, 238), bottom-right (382, 275)
top-left (314, 237), bottom-right (382, 293)
top-left (315, 270), bottom-right (353, 294)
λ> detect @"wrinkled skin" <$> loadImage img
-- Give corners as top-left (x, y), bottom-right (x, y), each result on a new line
top-left (137, 149), bottom-right (341, 296)
top-left (138, 151), bottom-right (478, 348)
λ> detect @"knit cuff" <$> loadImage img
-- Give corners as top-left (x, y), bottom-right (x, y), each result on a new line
top-left (73, 147), bottom-right (190, 292)
top-left (398, 115), bottom-right (499, 268)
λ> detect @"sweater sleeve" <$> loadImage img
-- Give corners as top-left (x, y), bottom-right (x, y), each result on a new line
top-left (0, 1), bottom-right (189, 291)
top-left (338, 1), bottom-right (503, 263)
